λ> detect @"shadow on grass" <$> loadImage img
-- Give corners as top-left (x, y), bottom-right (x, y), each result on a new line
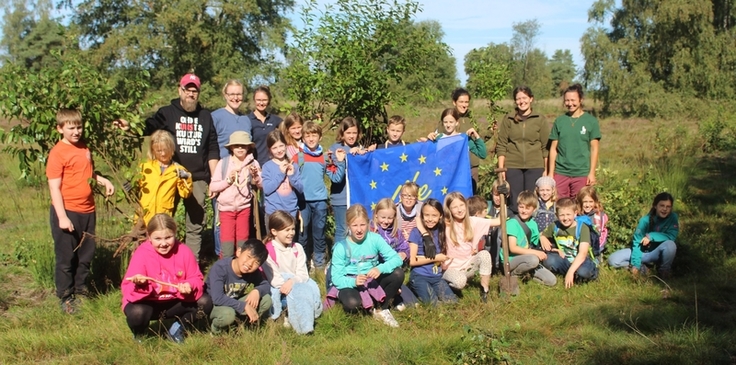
top-left (577, 272), bottom-right (736, 364)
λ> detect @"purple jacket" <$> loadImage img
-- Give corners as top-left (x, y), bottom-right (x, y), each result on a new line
top-left (371, 223), bottom-right (410, 263)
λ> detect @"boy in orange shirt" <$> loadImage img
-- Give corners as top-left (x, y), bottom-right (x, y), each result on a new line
top-left (47, 109), bottom-right (114, 314)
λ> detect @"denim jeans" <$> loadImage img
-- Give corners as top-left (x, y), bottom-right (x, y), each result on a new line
top-left (608, 240), bottom-right (677, 271)
top-left (332, 204), bottom-right (347, 244)
top-left (408, 273), bottom-right (457, 305)
top-left (543, 253), bottom-right (598, 281)
top-left (299, 200), bottom-right (328, 267)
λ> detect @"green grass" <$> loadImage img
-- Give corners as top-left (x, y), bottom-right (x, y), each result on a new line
top-left (2, 109), bottom-right (736, 364)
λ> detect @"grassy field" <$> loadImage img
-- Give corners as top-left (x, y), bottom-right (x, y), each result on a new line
top-left (1, 103), bottom-right (735, 365)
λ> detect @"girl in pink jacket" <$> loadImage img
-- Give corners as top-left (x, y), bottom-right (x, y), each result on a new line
top-left (122, 214), bottom-right (212, 342)
top-left (210, 131), bottom-right (262, 258)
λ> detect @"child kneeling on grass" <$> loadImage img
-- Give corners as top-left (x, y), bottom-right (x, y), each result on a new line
top-left (206, 239), bottom-right (272, 334)
top-left (262, 211), bottom-right (322, 334)
top-left (501, 191), bottom-right (556, 286)
top-left (608, 192), bottom-right (678, 278)
top-left (325, 204), bottom-right (404, 328)
top-left (408, 199), bottom-right (457, 305)
top-left (539, 198), bottom-right (598, 288)
top-left (122, 214), bottom-right (212, 343)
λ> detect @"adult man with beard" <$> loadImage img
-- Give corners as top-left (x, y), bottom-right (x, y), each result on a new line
top-left (116, 74), bottom-right (219, 262)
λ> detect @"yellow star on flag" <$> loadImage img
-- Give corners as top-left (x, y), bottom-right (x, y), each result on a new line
top-left (441, 186), bottom-right (448, 195)
top-left (434, 167), bottom-right (442, 176)
top-left (370, 180), bottom-right (377, 189)
top-left (399, 153), bottom-right (408, 162)
top-left (380, 162), bottom-right (389, 171)
top-left (418, 155), bottom-right (426, 164)
top-left (370, 202), bottom-right (376, 211)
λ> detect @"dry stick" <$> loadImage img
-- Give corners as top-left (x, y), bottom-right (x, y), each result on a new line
top-left (253, 190), bottom-right (262, 240)
top-left (127, 276), bottom-right (178, 288)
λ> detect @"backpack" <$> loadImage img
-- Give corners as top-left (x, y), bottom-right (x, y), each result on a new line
top-left (552, 215), bottom-right (601, 264)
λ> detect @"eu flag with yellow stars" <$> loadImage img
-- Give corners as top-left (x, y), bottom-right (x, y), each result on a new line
top-left (346, 134), bottom-right (472, 211)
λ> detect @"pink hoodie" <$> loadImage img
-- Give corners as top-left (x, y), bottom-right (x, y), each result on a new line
top-left (209, 154), bottom-right (262, 212)
top-left (121, 240), bottom-right (204, 311)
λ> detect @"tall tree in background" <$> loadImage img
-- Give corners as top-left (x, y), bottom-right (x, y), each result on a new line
top-left (283, 0), bottom-right (444, 143)
top-left (390, 20), bottom-right (458, 105)
top-left (1, 0), bottom-right (69, 69)
top-left (464, 43), bottom-right (513, 104)
top-left (65, 0), bottom-right (294, 89)
top-left (582, 0), bottom-right (736, 117)
top-left (548, 49), bottom-right (577, 95)
top-left (510, 19), bottom-right (541, 86)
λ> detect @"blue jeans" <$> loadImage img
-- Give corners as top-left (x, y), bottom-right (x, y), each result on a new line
top-left (408, 272), bottom-right (457, 305)
top-left (332, 205), bottom-right (347, 244)
top-left (608, 240), bottom-right (677, 271)
top-left (212, 197), bottom-right (221, 257)
top-left (543, 254), bottom-right (598, 281)
top-left (299, 200), bottom-right (328, 267)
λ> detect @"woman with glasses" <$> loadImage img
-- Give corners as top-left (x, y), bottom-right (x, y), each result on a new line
top-left (212, 80), bottom-right (253, 257)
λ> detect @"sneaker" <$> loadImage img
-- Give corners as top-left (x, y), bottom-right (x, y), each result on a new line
top-left (372, 309), bottom-right (399, 328)
top-left (60, 298), bottom-right (77, 315)
top-left (395, 303), bottom-right (407, 312)
top-left (658, 269), bottom-right (672, 279)
top-left (283, 316), bottom-right (291, 328)
top-left (166, 321), bottom-right (185, 344)
top-left (133, 334), bottom-right (144, 344)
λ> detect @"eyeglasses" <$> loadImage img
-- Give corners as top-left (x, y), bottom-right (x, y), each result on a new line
top-left (181, 87), bottom-right (199, 95)
top-left (401, 194), bottom-right (417, 200)
top-left (226, 93), bottom-right (243, 98)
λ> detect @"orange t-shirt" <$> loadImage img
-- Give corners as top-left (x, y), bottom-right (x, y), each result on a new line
top-left (46, 141), bottom-right (95, 213)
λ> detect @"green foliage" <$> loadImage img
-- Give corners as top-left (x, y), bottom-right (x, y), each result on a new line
top-left (283, 0), bottom-right (446, 144)
top-left (698, 108), bottom-right (736, 152)
top-left (581, 0), bottom-right (736, 117)
top-left (11, 239), bottom-right (55, 289)
top-left (598, 167), bottom-right (664, 252)
top-left (548, 49), bottom-right (577, 95)
top-left (0, 52), bottom-right (151, 208)
top-left (1, 0), bottom-right (70, 69)
top-left (66, 0), bottom-right (294, 89)
top-left (388, 20), bottom-right (459, 106)
top-left (453, 326), bottom-right (512, 364)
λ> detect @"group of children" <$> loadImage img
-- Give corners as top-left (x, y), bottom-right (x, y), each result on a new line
top-left (47, 105), bottom-right (680, 341)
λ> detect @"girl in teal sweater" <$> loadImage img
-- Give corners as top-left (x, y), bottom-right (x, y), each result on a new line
top-left (327, 204), bottom-right (405, 327)
top-left (608, 192), bottom-right (678, 278)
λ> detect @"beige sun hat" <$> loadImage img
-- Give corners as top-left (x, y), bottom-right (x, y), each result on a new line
top-left (225, 131), bottom-right (254, 147)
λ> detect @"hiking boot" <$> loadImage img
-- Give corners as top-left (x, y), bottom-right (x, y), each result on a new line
top-left (480, 287), bottom-right (489, 303)
top-left (60, 297), bottom-right (78, 315)
top-left (372, 309), bottom-right (399, 328)
top-left (166, 321), bottom-right (185, 344)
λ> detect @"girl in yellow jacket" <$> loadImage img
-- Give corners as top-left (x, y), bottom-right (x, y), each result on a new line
top-left (137, 130), bottom-right (193, 225)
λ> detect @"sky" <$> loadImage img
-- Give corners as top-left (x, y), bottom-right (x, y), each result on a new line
top-left (290, 0), bottom-right (599, 84)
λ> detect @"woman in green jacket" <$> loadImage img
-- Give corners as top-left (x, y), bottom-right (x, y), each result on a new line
top-left (497, 86), bottom-right (549, 213)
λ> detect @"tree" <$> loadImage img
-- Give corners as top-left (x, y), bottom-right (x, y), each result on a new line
top-left (65, 0), bottom-right (294, 89)
top-left (1, 0), bottom-right (69, 69)
top-left (548, 49), bottom-right (577, 95)
top-left (464, 43), bottom-right (513, 106)
top-left (0, 51), bottom-right (152, 207)
top-left (511, 19), bottom-right (541, 86)
top-left (283, 0), bottom-right (441, 143)
top-left (581, 0), bottom-right (736, 117)
top-left (389, 20), bottom-right (458, 105)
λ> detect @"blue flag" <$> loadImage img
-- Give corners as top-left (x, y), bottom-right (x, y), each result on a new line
top-left (347, 134), bottom-right (472, 211)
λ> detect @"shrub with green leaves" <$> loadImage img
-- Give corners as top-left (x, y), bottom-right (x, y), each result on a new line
top-left (0, 52), bottom-right (152, 210)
